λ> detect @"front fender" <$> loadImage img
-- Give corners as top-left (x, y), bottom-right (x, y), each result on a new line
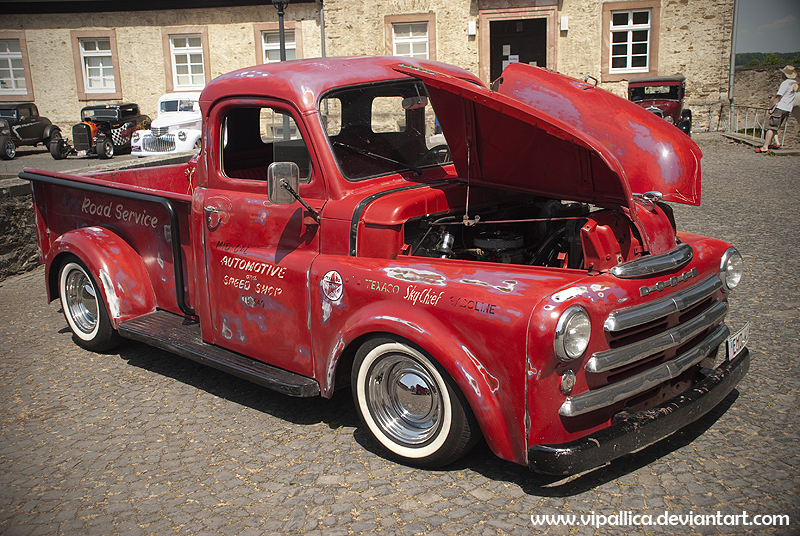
top-left (47, 226), bottom-right (157, 328)
top-left (318, 299), bottom-right (524, 465)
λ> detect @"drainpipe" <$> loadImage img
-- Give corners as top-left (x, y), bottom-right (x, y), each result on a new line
top-left (728, 0), bottom-right (740, 132)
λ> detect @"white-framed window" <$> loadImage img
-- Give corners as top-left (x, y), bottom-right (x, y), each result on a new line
top-left (0, 39), bottom-right (26, 94)
top-left (392, 22), bottom-right (429, 59)
top-left (262, 30), bottom-right (296, 63)
top-left (170, 34), bottom-right (205, 89)
top-left (609, 9), bottom-right (651, 73)
top-left (80, 38), bottom-right (115, 91)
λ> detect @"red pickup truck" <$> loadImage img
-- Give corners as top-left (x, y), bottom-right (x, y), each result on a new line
top-left (23, 57), bottom-right (749, 475)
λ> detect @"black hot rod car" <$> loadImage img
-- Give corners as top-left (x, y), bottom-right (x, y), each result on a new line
top-left (51, 103), bottom-right (150, 160)
top-left (0, 102), bottom-right (62, 160)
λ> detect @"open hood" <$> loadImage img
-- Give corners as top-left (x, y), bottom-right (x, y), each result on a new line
top-left (394, 63), bottom-right (701, 208)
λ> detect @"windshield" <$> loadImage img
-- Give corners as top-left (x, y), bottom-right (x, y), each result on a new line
top-left (629, 85), bottom-right (680, 102)
top-left (320, 80), bottom-right (449, 181)
top-left (0, 109), bottom-right (16, 119)
top-left (82, 108), bottom-right (118, 121)
top-left (161, 99), bottom-right (199, 113)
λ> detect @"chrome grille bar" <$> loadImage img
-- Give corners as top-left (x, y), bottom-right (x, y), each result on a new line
top-left (560, 323), bottom-right (730, 417)
top-left (604, 274), bottom-right (722, 332)
top-left (610, 243), bottom-right (693, 279)
top-left (142, 134), bottom-right (176, 152)
top-left (587, 300), bottom-right (728, 373)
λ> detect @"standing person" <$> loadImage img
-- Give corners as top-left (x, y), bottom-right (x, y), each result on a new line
top-left (756, 65), bottom-right (798, 153)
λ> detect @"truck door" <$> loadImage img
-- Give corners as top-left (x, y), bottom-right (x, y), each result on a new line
top-left (200, 101), bottom-right (324, 378)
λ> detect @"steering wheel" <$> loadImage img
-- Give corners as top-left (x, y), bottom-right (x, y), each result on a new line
top-left (414, 144), bottom-right (451, 168)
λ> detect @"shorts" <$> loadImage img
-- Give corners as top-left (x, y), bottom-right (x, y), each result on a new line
top-left (767, 108), bottom-right (789, 130)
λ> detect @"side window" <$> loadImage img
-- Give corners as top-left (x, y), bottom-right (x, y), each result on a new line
top-left (222, 106), bottom-right (311, 183)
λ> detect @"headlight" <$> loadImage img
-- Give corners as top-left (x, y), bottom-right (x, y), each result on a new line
top-left (132, 131), bottom-right (140, 141)
top-left (178, 130), bottom-right (187, 141)
top-left (554, 305), bottom-right (591, 361)
top-left (720, 248), bottom-right (743, 291)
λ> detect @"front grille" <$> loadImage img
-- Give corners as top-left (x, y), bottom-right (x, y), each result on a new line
top-left (152, 126), bottom-right (169, 137)
top-left (560, 274), bottom-right (727, 418)
top-left (142, 134), bottom-right (175, 152)
top-left (72, 124), bottom-right (91, 151)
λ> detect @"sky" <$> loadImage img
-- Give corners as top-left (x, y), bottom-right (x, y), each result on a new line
top-left (735, 0), bottom-right (800, 53)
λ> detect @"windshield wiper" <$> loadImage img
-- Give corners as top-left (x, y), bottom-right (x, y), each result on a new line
top-left (333, 141), bottom-right (422, 175)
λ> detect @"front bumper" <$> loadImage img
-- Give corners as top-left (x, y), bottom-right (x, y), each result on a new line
top-left (528, 348), bottom-right (749, 475)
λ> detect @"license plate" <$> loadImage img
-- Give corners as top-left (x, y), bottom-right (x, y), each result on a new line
top-left (727, 322), bottom-right (749, 361)
top-left (77, 150), bottom-right (87, 157)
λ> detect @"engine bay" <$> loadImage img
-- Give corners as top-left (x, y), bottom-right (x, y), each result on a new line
top-left (405, 197), bottom-right (601, 270)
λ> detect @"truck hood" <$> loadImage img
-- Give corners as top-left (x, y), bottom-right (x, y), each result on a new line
top-left (394, 62), bottom-right (701, 208)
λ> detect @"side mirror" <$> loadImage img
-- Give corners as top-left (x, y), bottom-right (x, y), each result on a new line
top-left (402, 96), bottom-right (428, 110)
top-left (267, 161), bottom-right (300, 205)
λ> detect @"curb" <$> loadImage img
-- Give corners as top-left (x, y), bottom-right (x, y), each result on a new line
top-left (721, 132), bottom-right (800, 156)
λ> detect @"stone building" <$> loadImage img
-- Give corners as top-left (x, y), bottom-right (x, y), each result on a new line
top-left (2, 0), bottom-right (734, 132)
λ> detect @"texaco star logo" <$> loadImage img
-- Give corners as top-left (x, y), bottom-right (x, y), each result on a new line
top-left (322, 270), bottom-right (343, 301)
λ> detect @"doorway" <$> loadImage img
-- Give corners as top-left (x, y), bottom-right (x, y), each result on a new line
top-left (489, 18), bottom-right (547, 81)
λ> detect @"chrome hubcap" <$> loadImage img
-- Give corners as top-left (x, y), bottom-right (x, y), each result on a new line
top-left (64, 269), bottom-right (98, 334)
top-left (367, 353), bottom-right (442, 446)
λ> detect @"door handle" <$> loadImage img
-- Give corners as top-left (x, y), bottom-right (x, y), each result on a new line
top-left (204, 205), bottom-right (222, 231)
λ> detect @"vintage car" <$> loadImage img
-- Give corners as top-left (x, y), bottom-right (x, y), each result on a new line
top-left (131, 92), bottom-right (202, 157)
top-left (0, 102), bottom-right (61, 160)
top-left (23, 57), bottom-right (748, 476)
top-left (50, 103), bottom-right (150, 160)
top-left (628, 75), bottom-right (692, 136)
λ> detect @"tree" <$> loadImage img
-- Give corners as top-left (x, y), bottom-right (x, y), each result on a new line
top-left (763, 52), bottom-right (783, 65)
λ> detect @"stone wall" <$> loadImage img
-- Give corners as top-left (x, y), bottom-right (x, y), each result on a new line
top-left (0, 180), bottom-right (39, 282)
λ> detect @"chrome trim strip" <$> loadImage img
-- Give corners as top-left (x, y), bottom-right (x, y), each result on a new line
top-left (587, 300), bottom-right (728, 373)
top-left (604, 275), bottom-right (722, 332)
top-left (560, 323), bottom-right (730, 418)
top-left (610, 243), bottom-right (693, 279)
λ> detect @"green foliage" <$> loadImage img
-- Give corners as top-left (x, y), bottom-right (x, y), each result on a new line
top-left (735, 51), bottom-right (800, 67)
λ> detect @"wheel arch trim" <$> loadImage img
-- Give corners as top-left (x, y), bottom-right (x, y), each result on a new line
top-left (320, 303), bottom-right (522, 463)
top-left (47, 227), bottom-right (157, 328)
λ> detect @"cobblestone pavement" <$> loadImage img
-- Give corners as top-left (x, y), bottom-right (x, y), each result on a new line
top-left (1, 133), bottom-right (798, 535)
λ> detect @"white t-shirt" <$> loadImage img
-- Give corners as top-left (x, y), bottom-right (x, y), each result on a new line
top-left (776, 78), bottom-right (799, 112)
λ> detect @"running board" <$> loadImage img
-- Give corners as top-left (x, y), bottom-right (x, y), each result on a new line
top-left (118, 311), bottom-right (320, 397)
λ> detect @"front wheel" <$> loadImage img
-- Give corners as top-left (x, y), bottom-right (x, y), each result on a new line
top-left (352, 336), bottom-right (480, 467)
top-left (0, 136), bottom-right (16, 160)
top-left (50, 138), bottom-right (70, 160)
top-left (59, 257), bottom-right (120, 351)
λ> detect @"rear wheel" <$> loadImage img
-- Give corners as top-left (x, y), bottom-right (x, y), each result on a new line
top-left (0, 136), bottom-right (15, 160)
top-left (98, 137), bottom-right (114, 159)
top-left (352, 336), bottom-right (480, 467)
top-left (44, 128), bottom-right (61, 148)
top-left (59, 257), bottom-right (120, 351)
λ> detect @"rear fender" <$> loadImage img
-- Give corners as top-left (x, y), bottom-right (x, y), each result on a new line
top-left (47, 226), bottom-right (157, 328)
top-left (321, 301), bottom-right (523, 464)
